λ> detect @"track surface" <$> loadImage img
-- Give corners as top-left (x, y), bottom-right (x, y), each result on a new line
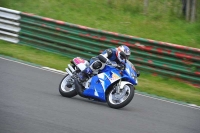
top-left (0, 57), bottom-right (200, 133)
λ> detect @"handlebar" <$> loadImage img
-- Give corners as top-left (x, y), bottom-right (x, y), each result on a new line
top-left (106, 61), bottom-right (125, 70)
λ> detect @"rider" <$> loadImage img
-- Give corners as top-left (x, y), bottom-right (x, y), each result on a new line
top-left (78, 45), bottom-right (131, 82)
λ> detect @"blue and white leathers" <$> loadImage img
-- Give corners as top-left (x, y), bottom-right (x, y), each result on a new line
top-left (82, 60), bottom-right (138, 102)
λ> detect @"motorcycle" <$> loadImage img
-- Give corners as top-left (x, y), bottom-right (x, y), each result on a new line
top-left (59, 57), bottom-right (140, 109)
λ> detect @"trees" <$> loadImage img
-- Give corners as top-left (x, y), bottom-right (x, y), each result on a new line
top-left (143, 0), bottom-right (149, 15)
top-left (143, 0), bottom-right (197, 22)
top-left (190, 0), bottom-right (197, 22)
top-left (107, 0), bottom-right (198, 22)
top-left (183, 0), bottom-right (197, 22)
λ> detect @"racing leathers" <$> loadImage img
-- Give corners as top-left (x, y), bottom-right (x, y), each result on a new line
top-left (78, 48), bottom-right (125, 82)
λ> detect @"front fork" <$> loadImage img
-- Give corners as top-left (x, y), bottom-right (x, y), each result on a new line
top-left (116, 79), bottom-right (122, 94)
top-left (65, 64), bottom-right (79, 87)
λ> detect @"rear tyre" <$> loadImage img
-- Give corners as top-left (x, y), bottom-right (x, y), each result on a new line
top-left (107, 84), bottom-right (134, 109)
top-left (59, 74), bottom-right (77, 97)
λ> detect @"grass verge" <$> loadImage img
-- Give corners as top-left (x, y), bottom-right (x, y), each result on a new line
top-left (0, 41), bottom-right (200, 106)
top-left (1, 0), bottom-right (200, 48)
top-left (0, 41), bottom-right (70, 70)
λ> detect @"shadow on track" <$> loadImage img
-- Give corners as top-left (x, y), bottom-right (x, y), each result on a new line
top-left (56, 94), bottom-right (135, 111)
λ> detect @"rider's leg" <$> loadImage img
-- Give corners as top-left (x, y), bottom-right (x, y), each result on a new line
top-left (78, 67), bottom-right (93, 82)
top-left (78, 57), bottom-right (102, 82)
top-left (78, 58), bottom-right (96, 82)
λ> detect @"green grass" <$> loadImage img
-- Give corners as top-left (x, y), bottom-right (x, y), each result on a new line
top-left (138, 73), bottom-right (200, 105)
top-left (1, 41), bottom-right (200, 106)
top-left (1, 0), bottom-right (200, 48)
top-left (0, 41), bottom-right (70, 70)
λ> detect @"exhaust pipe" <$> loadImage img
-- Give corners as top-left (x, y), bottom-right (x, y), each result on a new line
top-left (65, 68), bottom-right (73, 76)
top-left (68, 64), bottom-right (75, 72)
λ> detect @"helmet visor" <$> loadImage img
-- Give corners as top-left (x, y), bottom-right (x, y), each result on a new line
top-left (120, 52), bottom-right (126, 59)
top-left (126, 55), bottom-right (130, 60)
top-left (120, 51), bottom-right (130, 60)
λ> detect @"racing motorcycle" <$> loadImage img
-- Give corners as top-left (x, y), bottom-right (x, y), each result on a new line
top-left (59, 57), bottom-right (140, 109)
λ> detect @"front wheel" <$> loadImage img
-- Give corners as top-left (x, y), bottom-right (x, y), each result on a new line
top-left (107, 84), bottom-right (134, 109)
top-left (59, 74), bottom-right (77, 97)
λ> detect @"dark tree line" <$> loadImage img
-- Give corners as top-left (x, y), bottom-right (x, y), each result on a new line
top-left (182, 0), bottom-right (197, 22)
top-left (107, 0), bottom-right (198, 22)
top-left (143, 0), bottom-right (197, 22)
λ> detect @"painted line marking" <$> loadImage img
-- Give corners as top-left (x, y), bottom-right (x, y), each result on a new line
top-left (135, 93), bottom-right (200, 110)
top-left (0, 56), bottom-right (200, 110)
top-left (0, 57), bottom-right (66, 75)
top-left (42, 67), bottom-right (66, 75)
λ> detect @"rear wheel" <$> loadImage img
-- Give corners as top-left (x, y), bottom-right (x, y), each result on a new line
top-left (107, 84), bottom-right (134, 109)
top-left (59, 74), bottom-right (77, 97)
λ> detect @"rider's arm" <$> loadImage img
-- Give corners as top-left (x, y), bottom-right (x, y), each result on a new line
top-left (98, 49), bottom-right (113, 63)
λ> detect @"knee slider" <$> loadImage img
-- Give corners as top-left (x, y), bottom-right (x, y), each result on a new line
top-left (92, 60), bottom-right (102, 69)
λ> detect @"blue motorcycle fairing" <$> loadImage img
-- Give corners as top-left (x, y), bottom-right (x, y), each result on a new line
top-left (82, 62), bottom-right (137, 101)
top-left (124, 61), bottom-right (138, 85)
top-left (83, 66), bottom-right (121, 101)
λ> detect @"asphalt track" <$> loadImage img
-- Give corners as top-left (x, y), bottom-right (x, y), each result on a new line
top-left (0, 57), bottom-right (200, 133)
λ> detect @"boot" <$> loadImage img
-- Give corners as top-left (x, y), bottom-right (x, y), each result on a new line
top-left (78, 72), bottom-right (87, 82)
top-left (78, 67), bottom-right (93, 82)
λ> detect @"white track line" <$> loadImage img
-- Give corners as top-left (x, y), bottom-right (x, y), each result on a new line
top-left (0, 57), bottom-right (66, 75)
top-left (1, 56), bottom-right (200, 110)
top-left (136, 93), bottom-right (200, 110)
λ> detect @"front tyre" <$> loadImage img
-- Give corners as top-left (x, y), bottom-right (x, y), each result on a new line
top-left (59, 74), bottom-right (77, 97)
top-left (107, 84), bottom-right (134, 109)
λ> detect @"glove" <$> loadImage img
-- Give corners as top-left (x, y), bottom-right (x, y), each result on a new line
top-left (107, 60), bottom-right (119, 67)
top-left (106, 60), bottom-right (112, 65)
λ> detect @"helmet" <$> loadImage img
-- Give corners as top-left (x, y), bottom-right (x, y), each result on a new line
top-left (116, 45), bottom-right (131, 63)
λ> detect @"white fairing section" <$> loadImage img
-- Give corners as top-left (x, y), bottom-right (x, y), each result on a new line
top-left (97, 73), bottom-right (106, 92)
top-left (73, 57), bottom-right (89, 71)
top-left (119, 81), bottom-right (133, 89)
top-left (126, 67), bottom-right (131, 75)
top-left (94, 89), bottom-right (99, 97)
top-left (77, 62), bottom-right (89, 71)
